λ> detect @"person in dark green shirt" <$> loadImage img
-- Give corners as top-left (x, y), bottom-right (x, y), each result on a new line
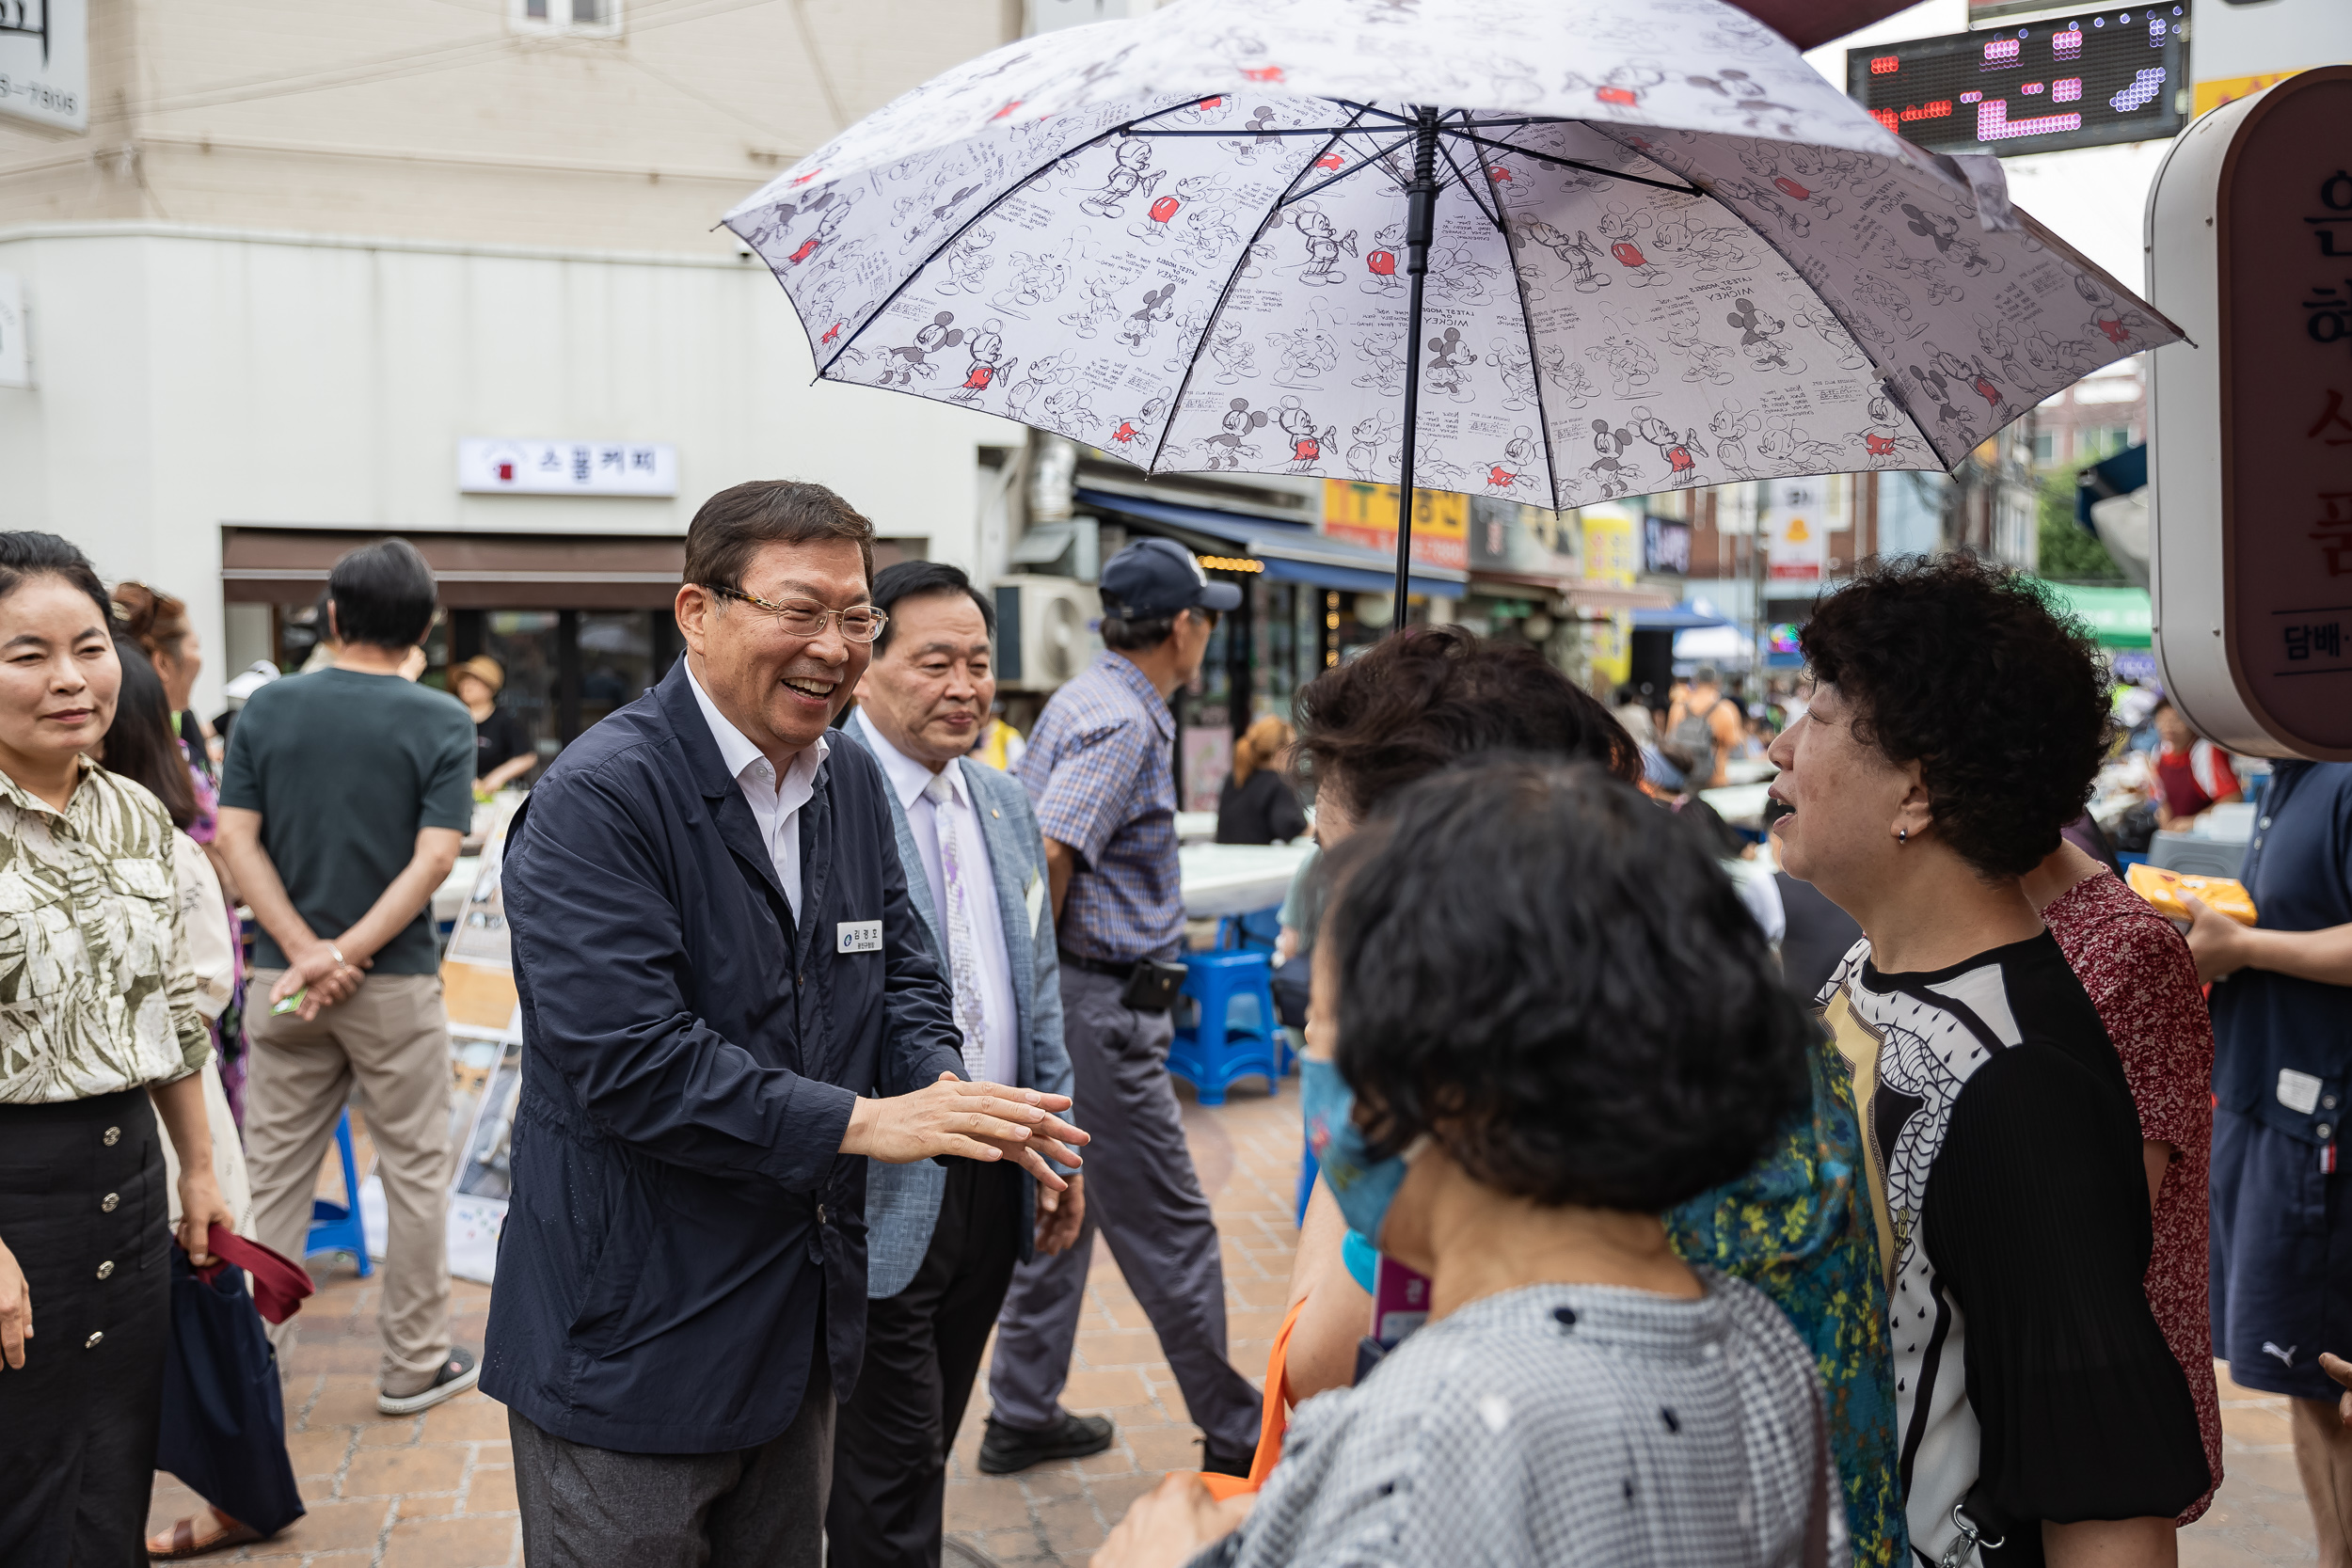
top-left (216, 539), bottom-right (484, 1425)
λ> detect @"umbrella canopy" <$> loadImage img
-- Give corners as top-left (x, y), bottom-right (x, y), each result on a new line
top-left (724, 0), bottom-right (2178, 602)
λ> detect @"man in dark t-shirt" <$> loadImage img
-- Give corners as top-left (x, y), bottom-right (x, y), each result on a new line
top-left (217, 540), bottom-right (481, 1418)
top-left (2190, 761), bottom-right (2352, 1559)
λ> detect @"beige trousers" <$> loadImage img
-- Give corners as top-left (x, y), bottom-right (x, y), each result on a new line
top-left (245, 969), bottom-right (453, 1393)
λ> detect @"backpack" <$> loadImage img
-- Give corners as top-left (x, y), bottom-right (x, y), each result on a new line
top-left (1668, 696), bottom-right (1731, 764)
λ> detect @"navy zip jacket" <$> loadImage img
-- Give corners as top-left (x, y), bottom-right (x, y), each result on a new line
top-left (481, 660), bottom-right (963, 1454)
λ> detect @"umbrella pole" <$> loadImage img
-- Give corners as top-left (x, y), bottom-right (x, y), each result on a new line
top-left (1390, 105), bottom-right (1441, 626)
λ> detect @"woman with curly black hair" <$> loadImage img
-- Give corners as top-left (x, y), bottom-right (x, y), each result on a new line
top-left (1275, 626), bottom-right (1643, 1408)
top-left (1756, 554), bottom-right (2207, 1566)
top-left (1094, 761), bottom-right (1836, 1568)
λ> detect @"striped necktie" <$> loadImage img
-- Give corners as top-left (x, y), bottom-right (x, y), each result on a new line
top-left (922, 769), bottom-right (988, 1082)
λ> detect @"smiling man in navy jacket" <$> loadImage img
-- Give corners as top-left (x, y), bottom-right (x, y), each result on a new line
top-left (484, 481), bottom-right (1086, 1568)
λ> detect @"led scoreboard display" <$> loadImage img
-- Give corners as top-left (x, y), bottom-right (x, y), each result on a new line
top-left (1847, 8), bottom-right (2191, 158)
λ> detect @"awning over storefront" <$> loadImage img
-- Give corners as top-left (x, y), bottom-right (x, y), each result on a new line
top-left (222, 528), bottom-right (688, 610)
top-left (1563, 580), bottom-right (1676, 615)
top-left (1073, 488), bottom-right (1468, 601)
top-left (1632, 601), bottom-right (1735, 631)
top-left (2038, 580), bottom-right (2153, 647)
top-left (1469, 568), bottom-right (1574, 600)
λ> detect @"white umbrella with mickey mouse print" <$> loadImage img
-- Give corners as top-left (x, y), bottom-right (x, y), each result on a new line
top-left (723, 0), bottom-right (2180, 609)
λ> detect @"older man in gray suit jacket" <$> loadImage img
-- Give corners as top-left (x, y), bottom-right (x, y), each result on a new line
top-left (828, 562), bottom-right (1084, 1568)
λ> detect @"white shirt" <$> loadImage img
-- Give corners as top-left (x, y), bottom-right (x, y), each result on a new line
top-left (685, 658), bottom-right (827, 926)
top-left (854, 708), bottom-right (1018, 1086)
top-left (172, 831), bottom-right (235, 1022)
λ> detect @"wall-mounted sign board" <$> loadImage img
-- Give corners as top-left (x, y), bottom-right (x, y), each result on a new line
top-left (1848, 7), bottom-right (2189, 158)
top-left (2147, 65), bottom-right (2352, 761)
top-left (0, 0), bottom-right (87, 133)
top-left (457, 438), bottom-right (677, 497)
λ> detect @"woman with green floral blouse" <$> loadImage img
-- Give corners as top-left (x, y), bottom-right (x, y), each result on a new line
top-left (0, 531), bottom-right (236, 1565)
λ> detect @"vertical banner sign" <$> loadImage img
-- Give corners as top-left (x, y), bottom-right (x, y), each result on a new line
top-left (1322, 480), bottom-right (1469, 571)
top-left (1579, 508), bottom-right (1638, 587)
top-left (2149, 66), bottom-right (2352, 761)
top-left (0, 0), bottom-right (87, 133)
top-left (1762, 478), bottom-right (1828, 584)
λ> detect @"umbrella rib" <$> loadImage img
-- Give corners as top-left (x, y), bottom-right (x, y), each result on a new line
top-left (1144, 104), bottom-right (1373, 476)
top-left (1325, 99), bottom-right (1419, 130)
top-left (1274, 132), bottom-right (1414, 209)
top-left (813, 107), bottom-right (1183, 379)
top-left (1467, 156), bottom-right (1565, 513)
top-left (1122, 126), bottom-right (1368, 137)
top-left (1434, 134), bottom-right (1504, 234)
top-left (1447, 128), bottom-right (1700, 198)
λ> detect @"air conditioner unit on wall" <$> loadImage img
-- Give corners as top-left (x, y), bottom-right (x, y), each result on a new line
top-left (994, 575), bottom-right (1101, 690)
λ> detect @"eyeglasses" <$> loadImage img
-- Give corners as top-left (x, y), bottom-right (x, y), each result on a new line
top-left (704, 585), bottom-right (888, 643)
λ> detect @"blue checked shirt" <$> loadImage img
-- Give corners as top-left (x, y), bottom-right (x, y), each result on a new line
top-left (1016, 651), bottom-right (1184, 965)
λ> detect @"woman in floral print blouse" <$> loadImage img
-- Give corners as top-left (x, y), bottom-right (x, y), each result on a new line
top-left (0, 532), bottom-right (236, 1565)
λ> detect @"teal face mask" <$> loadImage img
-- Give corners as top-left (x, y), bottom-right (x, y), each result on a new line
top-left (1301, 1056), bottom-right (1424, 1249)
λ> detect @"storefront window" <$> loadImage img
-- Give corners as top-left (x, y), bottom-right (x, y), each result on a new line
top-left (271, 603), bottom-right (679, 778)
top-left (1251, 580), bottom-right (1329, 726)
top-left (483, 610), bottom-right (564, 766)
top-left (1178, 602), bottom-right (1237, 814)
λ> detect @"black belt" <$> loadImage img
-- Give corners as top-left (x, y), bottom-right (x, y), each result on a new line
top-left (1058, 948), bottom-right (1144, 980)
top-left (1059, 948), bottom-right (1187, 1013)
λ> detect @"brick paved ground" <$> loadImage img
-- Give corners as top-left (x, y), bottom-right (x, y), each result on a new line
top-left (150, 1083), bottom-right (2327, 1566)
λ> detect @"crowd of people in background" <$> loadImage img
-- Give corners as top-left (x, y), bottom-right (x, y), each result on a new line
top-left (1, 504), bottom-right (2348, 1568)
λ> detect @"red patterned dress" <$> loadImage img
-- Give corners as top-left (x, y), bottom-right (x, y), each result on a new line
top-left (2044, 871), bottom-right (2222, 1522)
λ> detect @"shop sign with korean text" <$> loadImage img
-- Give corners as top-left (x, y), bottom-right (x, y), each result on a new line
top-left (2148, 65), bottom-right (2352, 760)
top-left (0, 0), bottom-right (84, 132)
top-left (1580, 506), bottom-right (1639, 588)
top-left (1762, 479), bottom-right (1828, 583)
top-left (1323, 481), bottom-right (1468, 571)
top-left (458, 438), bottom-right (677, 498)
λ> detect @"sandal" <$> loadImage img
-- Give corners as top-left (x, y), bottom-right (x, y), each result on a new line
top-left (147, 1509), bottom-right (264, 1560)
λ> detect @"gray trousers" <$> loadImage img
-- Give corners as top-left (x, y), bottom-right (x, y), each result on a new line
top-left (510, 1359), bottom-right (834, 1568)
top-left (987, 966), bottom-right (1261, 1452)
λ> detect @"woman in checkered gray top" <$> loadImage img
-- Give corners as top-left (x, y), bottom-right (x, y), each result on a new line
top-left (1096, 760), bottom-right (1845, 1568)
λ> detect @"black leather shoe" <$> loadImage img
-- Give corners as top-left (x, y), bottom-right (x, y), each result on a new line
top-left (1200, 1437), bottom-right (1257, 1479)
top-left (977, 1412), bottom-right (1116, 1474)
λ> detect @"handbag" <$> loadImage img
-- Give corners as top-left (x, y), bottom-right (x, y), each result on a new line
top-left (155, 1227), bottom-right (312, 1538)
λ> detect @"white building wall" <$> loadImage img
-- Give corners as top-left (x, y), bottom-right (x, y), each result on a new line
top-left (0, 223), bottom-right (1025, 714)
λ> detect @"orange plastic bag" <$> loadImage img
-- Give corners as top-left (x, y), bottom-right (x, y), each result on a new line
top-left (1196, 1297), bottom-right (1305, 1500)
top-left (2126, 862), bottom-right (2258, 927)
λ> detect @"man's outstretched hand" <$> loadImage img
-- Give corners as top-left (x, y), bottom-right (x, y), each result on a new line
top-left (842, 1074), bottom-right (1088, 1189)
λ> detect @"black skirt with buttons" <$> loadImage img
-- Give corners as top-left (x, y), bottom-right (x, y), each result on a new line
top-left (0, 1085), bottom-right (173, 1568)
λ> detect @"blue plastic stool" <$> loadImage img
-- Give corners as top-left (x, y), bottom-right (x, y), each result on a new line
top-left (1167, 950), bottom-right (1282, 1107)
top-left (306, 1109), bottom-right (373, 1279)
top-left (1216, 906), bottom-right (1283, 953)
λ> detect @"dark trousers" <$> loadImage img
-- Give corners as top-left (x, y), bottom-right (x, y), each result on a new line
top-left (827, 1159), bottom-right (1024, 1568)
top-left (987, 967), bottom-right (1261, 1452)
top-left (0, 1087), bottom-right (171, 1568)
top-left (510, 1356), bottom-right (834, 1568)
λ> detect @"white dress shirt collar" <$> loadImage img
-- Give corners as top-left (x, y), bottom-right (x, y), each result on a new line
top-left (685, 657), bottom-right (826, 922)
top-left (685, 657), bottom-right (828, 792)
top-left (853, 706), bottom-right (964, 813)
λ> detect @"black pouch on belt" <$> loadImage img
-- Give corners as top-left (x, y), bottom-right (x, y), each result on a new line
top-left (1119, 958), bottom-right (1188, 1013)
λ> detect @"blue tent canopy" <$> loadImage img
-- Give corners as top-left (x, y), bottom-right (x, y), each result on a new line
top-left (1632, 601), bottom-right (1734, 632)
top-left (2074, 444), bottom-right (2147, 534)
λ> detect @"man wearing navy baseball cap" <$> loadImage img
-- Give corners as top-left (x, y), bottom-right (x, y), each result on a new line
top-left (979, 538), bottom-right (1263, 1480)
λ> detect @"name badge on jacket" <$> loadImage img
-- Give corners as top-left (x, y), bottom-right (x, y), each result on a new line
top-left (837, 920), bottom-right (882, 954)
